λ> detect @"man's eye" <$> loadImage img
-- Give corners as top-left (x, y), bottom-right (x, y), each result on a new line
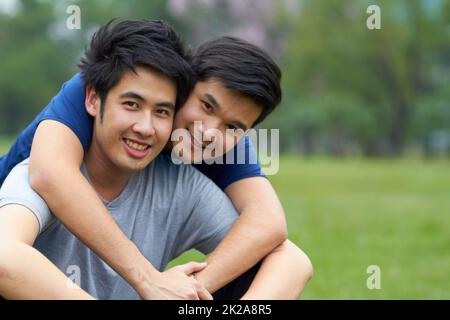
top-left (202, 101), bottom-right (213, 112)
top-left (125, 101), bottom-right (139, 109)
top-left (226, 124), bottom-right (238, 131)
top-left (156, 109), bottom-right (169, 116)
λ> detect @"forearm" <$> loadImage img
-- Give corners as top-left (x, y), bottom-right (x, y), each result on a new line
top-left (30, 168), bottom-right (158, 289)
top-left (0, 241), bottom-right (94, 299)
top-left (29, 121), bottom-right (158, 291)
top-left (195, 205), bottom-right (287, 293)
top-left (241, 240), bottom-right (313, 300)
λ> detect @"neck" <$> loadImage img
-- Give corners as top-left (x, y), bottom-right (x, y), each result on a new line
top-left (85, 144), bottom-right (132, 202)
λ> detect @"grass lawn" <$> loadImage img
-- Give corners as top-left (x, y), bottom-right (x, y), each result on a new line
top-left (271, 156), bottom-right (450, 299)
top-left (170, 156), bottom-right (450, 299)
top-left (1, 138), bottom-right (449, 299)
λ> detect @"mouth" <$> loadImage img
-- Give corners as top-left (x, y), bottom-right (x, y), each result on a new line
top-left (122, 138), bottom-right (152, 159)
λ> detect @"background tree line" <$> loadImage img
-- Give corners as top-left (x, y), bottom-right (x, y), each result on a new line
top-left (0, 0), bottom-right (449, 157)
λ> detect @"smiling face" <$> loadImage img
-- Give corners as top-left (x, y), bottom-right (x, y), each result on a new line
top-left (86, 67), bottom-right (176, 174)
top-left (172, 78), bottom-right (262, 162)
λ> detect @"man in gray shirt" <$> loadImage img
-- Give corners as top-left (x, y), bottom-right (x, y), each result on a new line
top-left (0, 153), bottom-right (237, 299)
top-left (0, 58), bottom-right (239, 298)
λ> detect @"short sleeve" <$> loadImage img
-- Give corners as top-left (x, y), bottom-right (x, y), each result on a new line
top-left (0, 158), bottom-right (55, 233)
top-left (41, 73), bottom-right (93, 152)
top-left (0, 73), bottom-right (93, 186)
top-left (172, 165), bottom-right (239, 257)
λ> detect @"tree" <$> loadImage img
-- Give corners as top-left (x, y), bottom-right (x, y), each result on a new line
top-left (281, 0), bottom-right (450, 156)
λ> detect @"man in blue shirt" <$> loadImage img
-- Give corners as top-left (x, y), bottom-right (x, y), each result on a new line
top-left (0, 20), bottom-right (312, 298)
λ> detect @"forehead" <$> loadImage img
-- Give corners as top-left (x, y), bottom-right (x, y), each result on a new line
top-left (110, 67), bottom-right (176, 101)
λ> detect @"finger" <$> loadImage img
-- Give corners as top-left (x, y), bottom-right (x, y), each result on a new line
top-left (197, 286), bottom-right (213, 300)
top-left (188, 291), bottom-right (200, 300)
top-left (179, 261), bottom-right (208, 275)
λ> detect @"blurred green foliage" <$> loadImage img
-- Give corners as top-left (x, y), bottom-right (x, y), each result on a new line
top-left (0, 0), bottom-right (449, 157)
top-left (271, 0), bottom-right (450, 156)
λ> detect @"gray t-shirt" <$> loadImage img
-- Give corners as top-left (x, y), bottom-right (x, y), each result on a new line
top-left (0, 155), bottom-right (238, 299)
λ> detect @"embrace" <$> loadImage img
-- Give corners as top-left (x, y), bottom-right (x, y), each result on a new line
top-left (0, 19), bottom-right (312, 300)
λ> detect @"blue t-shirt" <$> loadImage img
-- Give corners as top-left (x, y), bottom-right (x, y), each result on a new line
top-left (0, 73), bottom-right (264, 190)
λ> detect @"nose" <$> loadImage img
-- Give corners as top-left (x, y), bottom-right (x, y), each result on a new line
top-left (201, 119), bottom-right (222, 145)
top-left (133, 111), bottom-right (155, 137)
top-left (199, 117), bottom-right (221, 133)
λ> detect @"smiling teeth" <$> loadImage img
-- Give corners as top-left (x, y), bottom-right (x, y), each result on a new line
top-left (125, 139), bottom-right (148, 151)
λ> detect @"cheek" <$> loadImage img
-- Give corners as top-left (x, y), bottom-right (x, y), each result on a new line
top-left (106, 108), bottom-right (134, 134)
top-left (208, 131), bottom-right (227, 155)
top-left (175, 103), bottom-right (202, 128)
top-left (98, 122), bottom-right (117, 143)
top-left (173, 112), bottom-right (185, 129)
top-left (224, 135), bottom-right (235, 153)
top-left (223, 132), bottom-right (245, 155)
top-left (156, 121), bottom-right (174, 140)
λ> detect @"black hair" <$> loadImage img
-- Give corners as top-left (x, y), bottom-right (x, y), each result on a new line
top-left (191, 36), bottom-right (282, 126)
top-left (78, 19), bottom-right (194, 119)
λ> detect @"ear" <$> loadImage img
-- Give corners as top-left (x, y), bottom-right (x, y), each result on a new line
top-left (85, 86), bottom-right (101, 117)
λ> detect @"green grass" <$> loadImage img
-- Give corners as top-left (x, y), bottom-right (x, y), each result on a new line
top-left (170, 156), bottom-right (450, 299)
top-left (1, 138), bottom-right (449, 299)
top-left (274, 156), bottom-right (450, 299)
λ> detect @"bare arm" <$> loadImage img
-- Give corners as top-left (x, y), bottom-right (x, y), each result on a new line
top-left (195, 177), bottom-right (288, 293)
top-left (241, 240), bottom-right (313, 300)
top-left (28, 120), bottom-right (209, 299)
top-left (29, 120), bottom-right (158, 294)
top-left (0, 204), bottom-right (94, 299)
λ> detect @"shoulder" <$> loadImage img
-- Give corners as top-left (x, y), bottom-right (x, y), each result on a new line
top-left (154, 154), bottom-right (214, 186)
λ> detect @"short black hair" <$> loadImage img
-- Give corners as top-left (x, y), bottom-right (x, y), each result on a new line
top-left (79, 19), bottom-right (193, 119)
top-left (191, 36), bottom-right (282, 126)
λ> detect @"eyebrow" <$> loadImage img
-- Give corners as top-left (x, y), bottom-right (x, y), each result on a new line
top-left (120, 91), bottom-right (175, 110)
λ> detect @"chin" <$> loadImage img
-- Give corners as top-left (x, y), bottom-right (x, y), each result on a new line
top-left (115, 158), bottom-right (152, 172)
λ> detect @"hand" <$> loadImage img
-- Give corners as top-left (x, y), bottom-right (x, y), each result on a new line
top-left (135, 261), bottom-right (213, 300)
